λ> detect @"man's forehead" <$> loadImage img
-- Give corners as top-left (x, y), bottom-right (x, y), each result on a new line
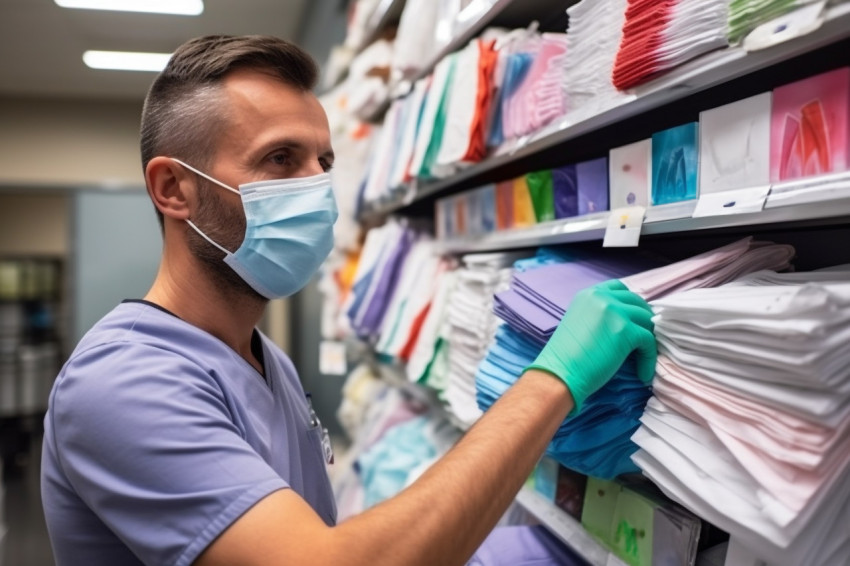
top-left (218, 69), bottom-right (331, 150)
top-left (222, 69), bottom-right (316, 116)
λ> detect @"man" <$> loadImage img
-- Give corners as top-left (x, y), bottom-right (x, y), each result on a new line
top-left (42, 35), bottom-right (656, 565)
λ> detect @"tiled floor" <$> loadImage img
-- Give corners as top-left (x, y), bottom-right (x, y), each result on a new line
top-left (2, 436), bottom-right (54, 566)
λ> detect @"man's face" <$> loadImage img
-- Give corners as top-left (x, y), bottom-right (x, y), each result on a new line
top-left (186, 68), bottom-right (335, 298)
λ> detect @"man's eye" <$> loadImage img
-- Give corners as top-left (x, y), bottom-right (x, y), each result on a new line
top-left (320, 159), bottom-right (333, 173)
top-left (270, 153), bottom-right (289, 166)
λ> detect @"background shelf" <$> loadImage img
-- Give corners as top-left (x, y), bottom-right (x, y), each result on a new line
top-left (435, 175), bottom-right (850, 254)
top-left (360, 3), bottom-right (850, 221)
top-left (515, 487), bottom-right (629, 566)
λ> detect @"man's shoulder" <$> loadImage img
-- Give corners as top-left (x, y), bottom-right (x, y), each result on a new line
top-left (71, 301), bottom-right (228, 367)
top-left (56, 303), bottom-right (233, 405)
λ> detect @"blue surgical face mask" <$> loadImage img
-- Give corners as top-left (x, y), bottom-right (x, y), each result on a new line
top-left (172, 159), bottom-right (338, 299)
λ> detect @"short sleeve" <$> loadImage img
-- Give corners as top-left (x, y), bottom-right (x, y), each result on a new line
top-left (50, 342), bottom-right (288, 566)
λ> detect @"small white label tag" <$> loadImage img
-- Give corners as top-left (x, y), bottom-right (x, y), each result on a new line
top-left (319, 341), bottom-right (347, 376)
top-left (603, 206), bottom-right (645, 247)
top-left (692, 185), bottom-right (770, 217)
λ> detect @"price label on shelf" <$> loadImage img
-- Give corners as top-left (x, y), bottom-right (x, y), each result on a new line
top-left (692, 185), bottom-right (770, 217)
top-left (603, 206), bottom-right (646, 247)
top-left (319, 341), bottom-right (347, 376)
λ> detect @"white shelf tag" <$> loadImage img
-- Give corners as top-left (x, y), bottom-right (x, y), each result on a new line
top-left (603, 206), bottom-right (646, 248)
top-left (692, 185), bottom-right (770, 217)
top-left (319, 341), bottom-right (347, 376)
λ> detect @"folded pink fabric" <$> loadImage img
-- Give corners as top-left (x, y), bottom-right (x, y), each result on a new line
top-left (652, 355), bottom-right (850, 512)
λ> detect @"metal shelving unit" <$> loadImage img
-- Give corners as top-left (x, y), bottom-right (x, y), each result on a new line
top-left (354, 0), bottom-right (407, 54)
top-left (341, 5), bottom-right (850, 566)
top-left (360, 2), bottom-right (850, 221)
top-left (388, 0), bottom-right (575, 95)
top-left (515, 487), bottom-right (629, 566)
top-left (435, 174), bottom-right (850, 254)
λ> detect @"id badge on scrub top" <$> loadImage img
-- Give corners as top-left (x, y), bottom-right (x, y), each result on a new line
top-left (306, 393), bottom-right (334, 465)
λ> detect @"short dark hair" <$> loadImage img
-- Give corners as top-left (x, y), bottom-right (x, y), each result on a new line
top-left (140, 35), bottom-right (319, 226)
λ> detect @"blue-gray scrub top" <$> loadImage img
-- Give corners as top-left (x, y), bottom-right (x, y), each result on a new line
top-left (41, 301), bottom-right (336, 566)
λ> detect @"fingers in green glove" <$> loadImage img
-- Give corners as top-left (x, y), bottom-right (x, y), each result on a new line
top-left (607, 288), bottom-right (652, 311)
top-left (625, 323), bottom-right (658, 384)
top-left (597, 279), bottom-right (629, 292)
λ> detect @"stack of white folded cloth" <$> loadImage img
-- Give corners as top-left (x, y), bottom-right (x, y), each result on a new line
top-left (633, 266), bottom-right (850, 565)
top-left (563, 0), bottom-right (633, 123)
top-left (443, 252), bottom-right (527, 426)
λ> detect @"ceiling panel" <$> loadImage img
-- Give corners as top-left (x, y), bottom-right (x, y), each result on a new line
top-left (0, 0), bottom-right (310, 100)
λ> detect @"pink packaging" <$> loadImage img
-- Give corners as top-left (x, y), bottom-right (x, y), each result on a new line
top-left (770, 67), bottom-right (850, 182)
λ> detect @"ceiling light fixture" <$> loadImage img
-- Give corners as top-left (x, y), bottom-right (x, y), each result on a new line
top-left (83, 50), bottom-right (172, 72)
top-left (55, 0), bottom-right (203, 16)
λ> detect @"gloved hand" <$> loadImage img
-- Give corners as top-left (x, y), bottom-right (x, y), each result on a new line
top-left (525, 279), bottom-right (657, 415)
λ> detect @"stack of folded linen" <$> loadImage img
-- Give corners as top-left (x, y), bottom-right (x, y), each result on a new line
top-left (345, 220), bottom-right (418, 340)
top-left (476, 239), bottom-right (795, 478)
top-left (633, 266), bottom-right (850, 565)
top-left (612, 0), bottom-right (730, 91)
top-left (563, 0), bottom-right (633, 122)
top-left (442, 251), bottom-right (528, 427)
top-left (501, 33), bottom-right (570, 141)
top-left (374, 240), bottom-right (448, 363)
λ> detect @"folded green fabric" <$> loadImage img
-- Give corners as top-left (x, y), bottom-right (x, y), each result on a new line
top-left (728, 0), bottom-right (807, 43)
top-left (525, 170), bottom-right (556, 223)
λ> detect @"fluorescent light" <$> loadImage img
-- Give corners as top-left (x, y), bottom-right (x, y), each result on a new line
top-left (83, 50), bottom-right (172, 72)
top-left (55, 0), bottom-right (203, 16)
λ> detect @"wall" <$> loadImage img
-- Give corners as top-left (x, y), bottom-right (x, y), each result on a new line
top-left (0, 96), bottom-right (144, 188)
top-left (296, 0), bottom-right (349, 78)
top-left (72, 191), bottom-right (162, 343)
top-left (0, 193), bottom-right (70, 256)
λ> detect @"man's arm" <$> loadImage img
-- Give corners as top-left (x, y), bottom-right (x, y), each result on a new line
top-left (197, 369), bottom-right (571, 566)
top-left (197, 280), bottom-right (656, 566)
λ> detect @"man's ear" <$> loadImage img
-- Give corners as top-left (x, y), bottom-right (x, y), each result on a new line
top-left (145, 157), bottom-right (194, 222)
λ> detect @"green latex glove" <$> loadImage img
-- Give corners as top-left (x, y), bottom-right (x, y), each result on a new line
top-left (525, 279), bottom-right (657, 414)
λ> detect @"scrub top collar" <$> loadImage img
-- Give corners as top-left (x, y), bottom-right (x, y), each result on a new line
top-left (121, 299), bottom-right (267, 384)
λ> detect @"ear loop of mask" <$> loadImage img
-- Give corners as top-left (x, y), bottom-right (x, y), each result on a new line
top-left (171, 158), bottom-right (241, 196)
top-left (171, 157), bottom-right (241, 256)
top-left (185, 219), bottom-right (231, 256)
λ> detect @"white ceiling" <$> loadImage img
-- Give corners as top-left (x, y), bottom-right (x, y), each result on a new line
top-left (0, 0), bottom-right (310, 101)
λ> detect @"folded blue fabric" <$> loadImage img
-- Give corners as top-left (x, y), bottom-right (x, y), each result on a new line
top-left (357, 416), bottom-right (437, 508)
top-left (475, 326), bottom-right (649, 478)
top-left (475, 249), bottom-right (660, 479)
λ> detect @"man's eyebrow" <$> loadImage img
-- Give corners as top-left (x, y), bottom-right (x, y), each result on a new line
top-left (254, 138), bottom-right (334, 162)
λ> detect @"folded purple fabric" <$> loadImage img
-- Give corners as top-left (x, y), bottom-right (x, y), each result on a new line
top-left (494, 258), bottom-right (651, 338)
top-left (468, 525), bottom-right (586, 565)
top-left (552, 164), bottom-right (579, 219)
top-left (356, 228), bottom-right (416, 336)
top-left (577, 157), bottom-right (609, 215)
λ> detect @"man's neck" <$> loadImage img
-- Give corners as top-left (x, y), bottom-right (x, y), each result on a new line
top-left (144, 245), bottom-right (267, 373)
